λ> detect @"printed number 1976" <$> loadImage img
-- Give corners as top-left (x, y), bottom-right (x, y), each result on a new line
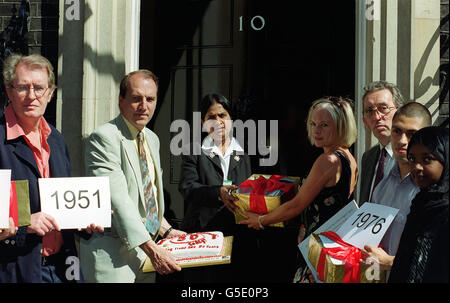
top-left (351, 212), bottom-right (386, 234)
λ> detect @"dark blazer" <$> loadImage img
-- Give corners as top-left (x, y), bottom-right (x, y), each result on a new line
top-left (359, 145), bottom-right (380, 205)
top-left (178, 143), bottom-right (251, 235)
top-left (0, 113), bottom-right (78, 283)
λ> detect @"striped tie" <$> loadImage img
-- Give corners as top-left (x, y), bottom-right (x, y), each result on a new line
top-left (138, 131), bottom-right (160, 235)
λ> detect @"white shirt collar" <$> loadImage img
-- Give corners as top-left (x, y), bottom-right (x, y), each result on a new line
top-left (381, 142), bottom-right (394, 158)
top-left (390, 162), bottom-right (413, 182)
top-left (201, 136), bottom-right (244, 158)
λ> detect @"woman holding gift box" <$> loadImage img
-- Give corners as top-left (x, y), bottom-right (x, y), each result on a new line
top-left (178, 93), bottom-right (254, 282)
top-left (240, 96), bottom-right (358, 283)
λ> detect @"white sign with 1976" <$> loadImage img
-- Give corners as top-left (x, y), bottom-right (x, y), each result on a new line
top-left (336, 202), bottom-right (399, 250)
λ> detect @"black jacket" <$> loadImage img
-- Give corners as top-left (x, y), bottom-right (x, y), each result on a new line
top-left (178, 143), bottom-right (251, 234)
top-left (0, 113), bottom-right (79, 283)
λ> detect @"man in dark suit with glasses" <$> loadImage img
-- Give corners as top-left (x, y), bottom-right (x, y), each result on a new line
top-left (359, 81), bottom-right (406, 205)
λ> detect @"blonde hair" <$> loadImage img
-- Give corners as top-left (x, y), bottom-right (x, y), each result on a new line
top-left (306, 97), bottom-right (357, 148)
top-left (2, 53), bottom-right (55, 88)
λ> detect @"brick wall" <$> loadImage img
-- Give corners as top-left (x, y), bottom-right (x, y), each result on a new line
top-left (1, 0), bottom-right (59, 58)
top-left (0, 0), bottom-right (59, 123)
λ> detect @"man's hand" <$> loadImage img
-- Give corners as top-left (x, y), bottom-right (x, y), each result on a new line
top-left (0, 218), bottom-right (17, 241)
top-left (159, 216), bottom-right (186, 239)
top-left (166, 228), bottom-right (186, 238)
top-left (27, 212), bottom-right (60, 236)
top-left (140, 240), bottom-right (181, 275)
top-left (78, 223), bottom-right (104, 234)
top-left (361, 245), bottom-right (394, 271)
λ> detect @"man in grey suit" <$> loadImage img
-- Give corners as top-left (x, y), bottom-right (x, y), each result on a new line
top-left (359, 81), bottom-right (405, 205)
top-left (80, 70), bottom-right (185, 282)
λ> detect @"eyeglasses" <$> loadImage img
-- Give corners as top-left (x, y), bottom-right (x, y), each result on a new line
top-left (11, 85), bottom-right (50, 98)
top-left (363, 105), bottom-right (396, 117)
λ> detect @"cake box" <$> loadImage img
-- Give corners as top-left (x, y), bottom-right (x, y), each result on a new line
top-left (158, 232), bottom-right (224, 262)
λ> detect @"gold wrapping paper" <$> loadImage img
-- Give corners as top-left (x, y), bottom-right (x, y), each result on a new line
top-left (233, 174), bottom-right (301, 227)
top-left (13, 180), bottom-right (31, 227)
top-left (308, 233), bottom-right (386, 283)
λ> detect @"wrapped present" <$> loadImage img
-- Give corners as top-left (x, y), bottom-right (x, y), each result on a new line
top-left (308, 231), bottom-right (386, 283)
top-left (233, 174), bottom-right (301, 227)
top-left (9, 180), bottom-right (31, 227)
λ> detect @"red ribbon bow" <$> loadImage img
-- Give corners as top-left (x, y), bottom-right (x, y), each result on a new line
top-left (239, 175), bottom-right (295, 214)
top-left (9, 181), bottom-right (19, 228)
top-left (316, 231), bottom-right (362, 283)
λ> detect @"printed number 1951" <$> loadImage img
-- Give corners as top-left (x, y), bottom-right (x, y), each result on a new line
top-left (351, 212), bottom-right (386, 234)
top-left (51, 190), bottom-right (100, 210)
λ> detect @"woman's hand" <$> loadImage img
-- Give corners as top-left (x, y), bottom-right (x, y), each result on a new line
top-left (300, 269), bottom-right (316, 283)
top-left (239, 211), bottom-right (264, 230)
top-left (219, 185), bottom-right (239, 213)
top-left (0, 218), bottom-right (17, 241)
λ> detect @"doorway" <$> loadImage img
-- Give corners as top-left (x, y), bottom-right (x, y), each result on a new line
top-left (139, 0), bottom-right (355, 226)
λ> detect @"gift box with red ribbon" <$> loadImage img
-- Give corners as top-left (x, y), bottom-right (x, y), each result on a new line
top-left (308, 231), bottom-right (386, 283)
top-left (233, 174), bottom-right (301, 227)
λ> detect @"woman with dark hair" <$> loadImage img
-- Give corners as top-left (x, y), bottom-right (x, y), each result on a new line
top-left (178, 93), bottom-right (252, 282)
top-left (179, 93), bottom-right (249, 234)
top-left (388, 126), bottom-right (449, 283)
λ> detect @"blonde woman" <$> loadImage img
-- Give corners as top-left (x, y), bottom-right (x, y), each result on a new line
top-left (240, 96), bottom-right (358, 282)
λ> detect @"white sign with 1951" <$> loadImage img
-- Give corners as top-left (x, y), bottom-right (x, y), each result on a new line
top-left (39, 176), bottom-right (111, 229)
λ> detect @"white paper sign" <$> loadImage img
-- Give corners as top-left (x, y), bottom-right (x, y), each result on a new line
top-left (39, 176), bottom-right (111, 229)
top-left (336, 203), bottom-right (399, 250)
top-left (0, 170), bottom-right (12, 229)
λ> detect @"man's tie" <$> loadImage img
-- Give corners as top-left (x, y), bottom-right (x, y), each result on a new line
top-left (371, 147), bottom-right (387, 198)
top-left (138, 131), bottom-right (160, 236)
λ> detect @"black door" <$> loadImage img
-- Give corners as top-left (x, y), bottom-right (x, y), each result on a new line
top-left (140, 0), bottom-right (355, 228)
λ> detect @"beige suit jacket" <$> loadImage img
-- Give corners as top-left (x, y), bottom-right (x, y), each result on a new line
top-left (80, 115), bottom-right (164, 282)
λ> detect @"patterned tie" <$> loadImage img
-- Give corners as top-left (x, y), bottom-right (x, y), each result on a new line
top-left (138, 131), bottom-right (160, 235)
top-left (371, 147), bottom-right (387, 198)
